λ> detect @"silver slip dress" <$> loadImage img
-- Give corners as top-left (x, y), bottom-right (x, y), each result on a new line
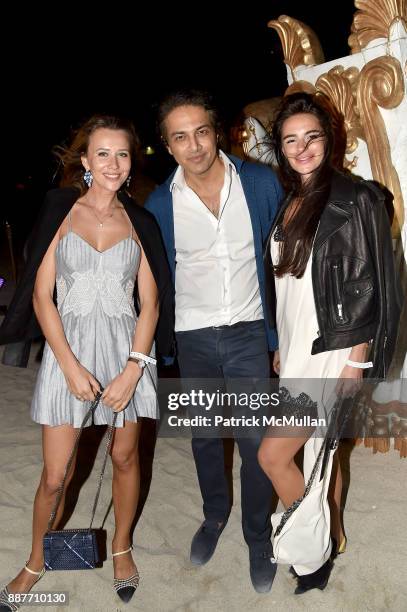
top-left (31, 212), bottom-right (158, 428)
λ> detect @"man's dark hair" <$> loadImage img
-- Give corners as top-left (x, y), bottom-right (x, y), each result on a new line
top-left (157, 89), bottom-right (222, 143)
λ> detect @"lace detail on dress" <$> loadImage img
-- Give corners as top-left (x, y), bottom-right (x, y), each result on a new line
top-left (279, 386), bottom-right (318, 419)
top-left (125, 279), bottom-right (135, 304)
top-left (56, 276), bottom-right (68, 307)
top-left (61, 269), bottom-right (134, 318)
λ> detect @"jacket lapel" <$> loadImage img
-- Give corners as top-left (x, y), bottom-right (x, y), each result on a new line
top-left (313, 204), bottom-right (352, 253)
top-left (313, 172), bottom-right (356, 254)
top-left (239, 170), bottom-right (265, 267)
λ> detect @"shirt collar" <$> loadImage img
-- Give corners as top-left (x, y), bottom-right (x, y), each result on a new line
top-left (170, 150), bottom-right (237, 192)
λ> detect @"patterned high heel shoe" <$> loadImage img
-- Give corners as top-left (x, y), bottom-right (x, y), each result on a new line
top-left (0, 563), bottom-right (45, 611)
top-left (112, 546), bottom-right (139, 604)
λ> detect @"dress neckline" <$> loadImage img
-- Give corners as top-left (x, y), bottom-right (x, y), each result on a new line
top-left (58, 232), bottom-right (138, 255)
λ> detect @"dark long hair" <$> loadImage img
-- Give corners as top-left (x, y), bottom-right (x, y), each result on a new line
top-left (54, 115), bottom-right (140, 197)
top-left (272, 93), bottom-right (336, 278)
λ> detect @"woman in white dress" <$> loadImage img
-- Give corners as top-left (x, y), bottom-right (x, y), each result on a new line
top-left (258, 93), bottom-right (401, 594)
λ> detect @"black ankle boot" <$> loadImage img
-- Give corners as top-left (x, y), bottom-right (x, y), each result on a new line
top-left (294, 558), bottom-right (333, 595)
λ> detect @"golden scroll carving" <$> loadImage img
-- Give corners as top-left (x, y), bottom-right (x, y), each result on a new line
top-left (349, 0), bottom-right (407, 54)
top-left (268, 15), bottom-right (324, 78)
top-left (357, 55), bottom-right (405, 232)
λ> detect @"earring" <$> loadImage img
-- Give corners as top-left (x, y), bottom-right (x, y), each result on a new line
top-left (83, 169), bottom-right (93, 187)
top-left (126, 176), bottom-right (131, 188)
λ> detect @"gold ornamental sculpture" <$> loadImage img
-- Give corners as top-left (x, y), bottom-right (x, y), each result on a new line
top-left (267, 15), bottom-right (325, 76)
top-left (357, 55), bottom-right (404, 232)
top-left (349, 0), bottom-right (407, 53)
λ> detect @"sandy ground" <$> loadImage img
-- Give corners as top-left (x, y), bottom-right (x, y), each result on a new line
top-left (0, 343), bottom-right (406, 612)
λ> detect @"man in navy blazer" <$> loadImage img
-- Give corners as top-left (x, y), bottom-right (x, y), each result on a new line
top-left (146, 89), bottom-right (283, 593)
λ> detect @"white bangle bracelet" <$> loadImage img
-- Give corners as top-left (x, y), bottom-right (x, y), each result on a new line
top-left (129, 351), bottom-right (157, 366)
top-left (346, 359), bottom-right (373, 369)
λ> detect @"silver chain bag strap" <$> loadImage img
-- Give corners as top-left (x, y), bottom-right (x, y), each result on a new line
top-left (43, 392), bottom-right (117, 570)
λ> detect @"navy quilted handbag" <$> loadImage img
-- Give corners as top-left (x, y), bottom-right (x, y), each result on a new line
top-left (43, 393), bottom-right (117, 570)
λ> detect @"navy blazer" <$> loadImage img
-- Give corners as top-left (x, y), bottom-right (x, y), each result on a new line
top-left (145, 154), bottom-right (283, 352)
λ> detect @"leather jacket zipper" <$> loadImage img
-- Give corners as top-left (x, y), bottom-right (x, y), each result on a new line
top-left (332, 264), bottom-right (344, 322)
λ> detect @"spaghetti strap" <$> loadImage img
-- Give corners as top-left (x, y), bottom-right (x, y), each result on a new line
top-left (67, 210), bottom-right (73, 233)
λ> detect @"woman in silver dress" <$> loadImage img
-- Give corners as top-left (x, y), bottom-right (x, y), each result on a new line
top-left (0, 115), bottom-right (174, 608)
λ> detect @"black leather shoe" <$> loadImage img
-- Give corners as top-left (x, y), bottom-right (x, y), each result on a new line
top-left (190, 520), bottom-right (225, 565)
top-left (249, 547), bottom-right (277, 593)
top-left (294, 558), bottom-right (333, 595)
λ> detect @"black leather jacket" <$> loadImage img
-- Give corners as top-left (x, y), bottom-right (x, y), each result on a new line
top-left (264, 171), bottom-right (403, 379)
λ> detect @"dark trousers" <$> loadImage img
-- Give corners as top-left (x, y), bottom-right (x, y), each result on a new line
top-left (176, 320), bottom-right (273, 551)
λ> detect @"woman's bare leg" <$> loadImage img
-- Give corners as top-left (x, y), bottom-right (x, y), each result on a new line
top-left (6, 424), bottom-right (78, 593)
top-left (110, 420), bottom-right (141, 579)
top-left (258, 434), bottom-right (311, 508)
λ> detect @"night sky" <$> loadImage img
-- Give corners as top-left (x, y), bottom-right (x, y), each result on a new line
top-left (8, 1), bottom-right (356, 192)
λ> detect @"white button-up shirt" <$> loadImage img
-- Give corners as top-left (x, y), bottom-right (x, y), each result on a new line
top-left (172, 150), bottom-right (263, 331)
